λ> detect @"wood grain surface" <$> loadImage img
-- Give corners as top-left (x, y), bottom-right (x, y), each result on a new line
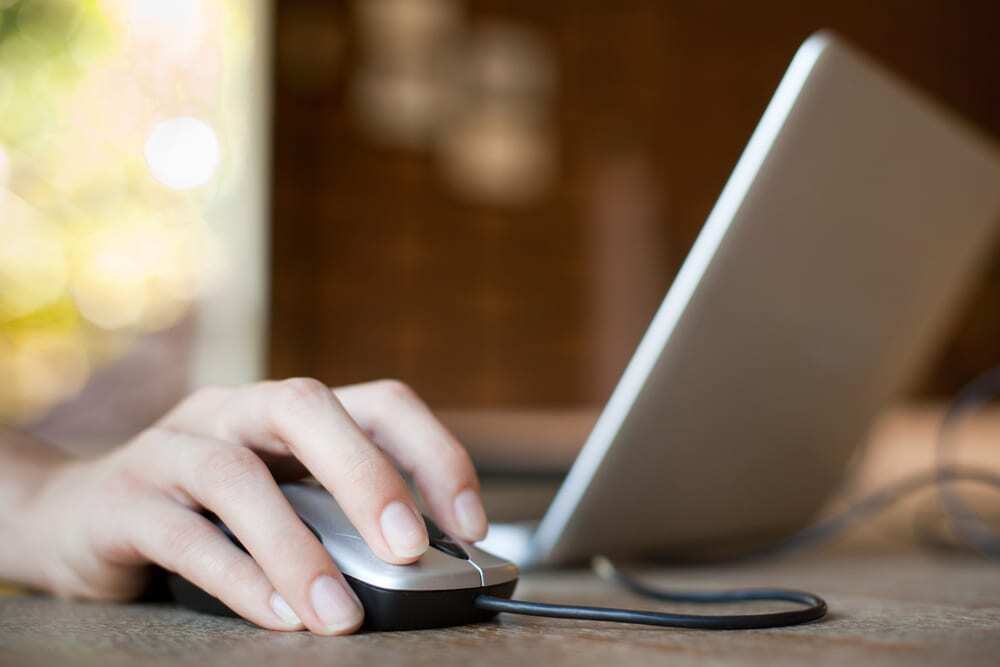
top-left (2, 551), bottom-right (999, 667)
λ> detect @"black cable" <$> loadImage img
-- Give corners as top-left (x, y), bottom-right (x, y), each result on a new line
top-left (475, 552), bottom-right (827, 630)
top-left (474, 588), bottom-right (826, 630)
top-left (473, 556), bottom-right (830, 630)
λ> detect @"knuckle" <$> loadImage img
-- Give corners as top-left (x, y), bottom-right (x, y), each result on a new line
top-left (376, 378), bottom-right (417, 402)
top-left (277, 377), bottom-right (330, 404)
top-left (268, 378), bottom-right (331, 425)
top-left (220, 553), bottom-right (262, 589)
top-left (343, 452), bottom-right (385, 489)
top-left (196, 445), bottom-right (268, 496)
top-left (159, 518), bottom-right (211, 568)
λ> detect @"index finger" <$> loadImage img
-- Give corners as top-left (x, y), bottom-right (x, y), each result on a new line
top-left (160, 379), bottom-right (430, 565)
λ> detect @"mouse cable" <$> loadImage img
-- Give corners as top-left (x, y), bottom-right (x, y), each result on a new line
top-left (476, 366), bottom-right (1000, 630)
top-left (475, 574), bottom-right (827, 629)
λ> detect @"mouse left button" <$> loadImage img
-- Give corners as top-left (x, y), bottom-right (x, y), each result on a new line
top-left (422, 514), bottom-right (448, 541)
top-left (422, 514), bottom-right (469, 559)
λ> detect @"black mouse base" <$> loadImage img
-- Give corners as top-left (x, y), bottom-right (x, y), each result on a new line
top-left (168, 574), bottom-right (518, 632)
top-left (346, 575), bottom-right (517, 631)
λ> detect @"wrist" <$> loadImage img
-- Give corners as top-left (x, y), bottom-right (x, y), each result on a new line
top-left (0, 431), bottom-right (78, 592)
top-left (0, 433), bottom-right (73, 516)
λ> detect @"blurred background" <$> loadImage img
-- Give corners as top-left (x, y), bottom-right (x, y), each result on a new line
top-left (2, 1), bottom-right (999, 451)
top-left (0, 0), bottom-right (269, 438)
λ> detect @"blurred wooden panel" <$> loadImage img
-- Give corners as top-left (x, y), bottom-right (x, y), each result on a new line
top-left (270, 0), bottom-right (1000, 407)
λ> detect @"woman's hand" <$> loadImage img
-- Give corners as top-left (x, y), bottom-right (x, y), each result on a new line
top-left (12, 378), bottom-right (488, 635)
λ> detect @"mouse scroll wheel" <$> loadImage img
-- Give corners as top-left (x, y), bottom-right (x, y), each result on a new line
top-left (422, 515), bottom-right (469, 560)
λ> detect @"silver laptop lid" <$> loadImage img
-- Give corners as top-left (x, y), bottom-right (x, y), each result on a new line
top-left (525, 32), bottom-right (1000, 565)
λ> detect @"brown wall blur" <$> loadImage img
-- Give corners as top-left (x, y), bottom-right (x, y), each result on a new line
top-left (269, 0), bottom-right (1000, 408)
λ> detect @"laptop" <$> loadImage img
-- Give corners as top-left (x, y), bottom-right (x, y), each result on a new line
top-left (479, 31), bottom-right (1000, 567)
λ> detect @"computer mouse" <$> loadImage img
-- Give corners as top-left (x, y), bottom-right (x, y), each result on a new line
top-left (167, 481), bottom-right (519, 631)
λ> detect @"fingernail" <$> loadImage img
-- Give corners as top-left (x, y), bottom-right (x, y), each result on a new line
top-left (309, 575), bottom-right (363, 634)
top-left (380, 501), bottom-right (428, 559)
top-left (270, 591), bottom-right (302, 627)
top-left (453, 488), bottom-right (488, 541)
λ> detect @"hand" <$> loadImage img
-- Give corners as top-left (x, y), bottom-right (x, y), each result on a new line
top-left (19, 378), bottom-right (488, 635)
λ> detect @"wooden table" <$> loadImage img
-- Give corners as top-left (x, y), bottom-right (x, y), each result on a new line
top-left (2, 406), bottom-right (999, 666)
top-left (2, 549), bottom-right (998, 667)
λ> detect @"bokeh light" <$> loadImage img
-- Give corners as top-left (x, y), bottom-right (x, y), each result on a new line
top-left (145, 117), bottom-right (221, 190)
top-left (1, 332), bottom-right (90, 424)
top-left (439, 107), bottom-right (554, 206)
top-left (0, 198), bottom-right (69, 321)
top-left (350, 3), bottom-right (558, 205)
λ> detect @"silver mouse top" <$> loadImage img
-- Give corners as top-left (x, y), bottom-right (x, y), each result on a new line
top-left (281, 482), bottom-right (519, 591)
